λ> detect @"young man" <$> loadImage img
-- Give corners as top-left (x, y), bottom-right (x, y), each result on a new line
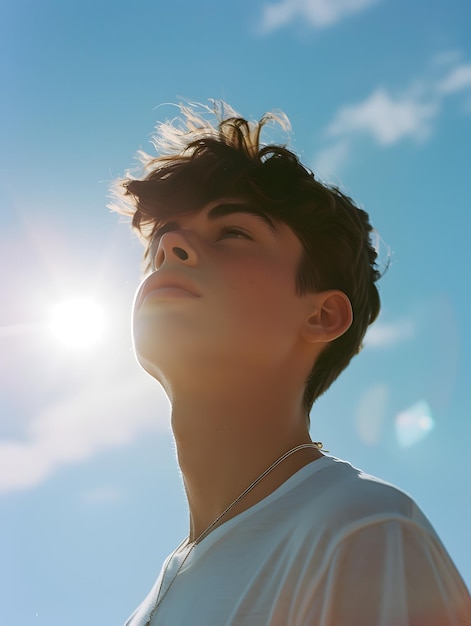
top-left (114, 103), bottom-right (470, 625)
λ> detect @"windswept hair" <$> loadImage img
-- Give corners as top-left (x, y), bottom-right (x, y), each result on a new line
top-left (111, 101), bottom-right (382, 417)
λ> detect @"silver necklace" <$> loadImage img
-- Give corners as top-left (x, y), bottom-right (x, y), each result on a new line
top-left (145, 441), bottom-right (324, 625)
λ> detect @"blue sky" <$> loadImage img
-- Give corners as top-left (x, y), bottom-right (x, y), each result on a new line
top-left (1, 0), bottom-right (471, 624)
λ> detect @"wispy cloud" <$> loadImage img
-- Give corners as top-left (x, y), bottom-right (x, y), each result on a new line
top-left (259, 0), bottom-right (379, 33)
top-left (311, 139), bottom-right (350, 182)
top-left (0, 368), bottom-right (169, 494)
top-left (364, 319), bottom-right (415, 348)
top-left (327, 88), bottom-right (438, 146)
top-left (436, 63), bottom-right (471, 94)
top-left (313, 53), bottom-right (471, 177)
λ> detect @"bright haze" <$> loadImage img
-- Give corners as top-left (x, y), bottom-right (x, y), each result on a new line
top-left (1, 1), bottom-right (470, 624)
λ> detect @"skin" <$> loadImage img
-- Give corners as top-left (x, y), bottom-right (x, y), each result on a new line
top-left (133, 198), bottom-right (353, 542)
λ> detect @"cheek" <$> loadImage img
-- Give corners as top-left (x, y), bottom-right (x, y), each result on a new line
top-left (224, 259), bottom-right (298, 325)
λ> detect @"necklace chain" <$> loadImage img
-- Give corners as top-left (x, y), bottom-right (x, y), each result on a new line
top-left (145, 442), bottom-right (324, 625)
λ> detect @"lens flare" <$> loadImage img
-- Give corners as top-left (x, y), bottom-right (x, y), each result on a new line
top-left (395, 400), bottom-right (434, 448)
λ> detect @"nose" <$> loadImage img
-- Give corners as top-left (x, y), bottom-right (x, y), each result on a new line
top-left (154, 230), bottom-right (198, 269)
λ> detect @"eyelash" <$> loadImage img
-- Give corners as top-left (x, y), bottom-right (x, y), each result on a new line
top-left (218, 225), bottom-right (252, 240)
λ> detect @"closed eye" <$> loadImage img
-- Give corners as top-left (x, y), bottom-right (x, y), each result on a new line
top-left (218, 225), bottom-right (253, 240)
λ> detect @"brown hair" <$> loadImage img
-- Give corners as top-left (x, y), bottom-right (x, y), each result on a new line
top-left (111, 102), bottom-right (382, 416)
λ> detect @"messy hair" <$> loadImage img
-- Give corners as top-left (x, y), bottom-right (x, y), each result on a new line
top-left (111, 101), bottom-right (382, 417)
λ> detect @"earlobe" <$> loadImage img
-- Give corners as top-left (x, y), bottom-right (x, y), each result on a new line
top-left (301, 290), bottom-right (353, 344)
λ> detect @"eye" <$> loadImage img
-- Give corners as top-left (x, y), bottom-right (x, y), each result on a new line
top-left (218, 225), bottom-right (252, 240)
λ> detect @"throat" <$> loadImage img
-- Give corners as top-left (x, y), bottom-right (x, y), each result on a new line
top-left (169, 381), bottom-right (320, 542)
top-left (183, 442), bottom-right (323, 543)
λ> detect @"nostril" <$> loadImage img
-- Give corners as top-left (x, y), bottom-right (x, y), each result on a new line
top-left (173, 247), bottom-right (189, 261)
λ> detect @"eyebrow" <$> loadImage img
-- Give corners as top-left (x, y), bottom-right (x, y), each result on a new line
top-left (207, 202), bottom-right (278, 232)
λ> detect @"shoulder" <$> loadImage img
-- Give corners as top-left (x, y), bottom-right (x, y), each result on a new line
top-left (280, 458), bottom-right (471, 624)
top-left (276, 455), bottom-right (446, 551)
top-left (288, 455), bottom-right (424, 523)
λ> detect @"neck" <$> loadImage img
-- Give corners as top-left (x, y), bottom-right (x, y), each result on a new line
top-left (168, 375), bottom-right (321, 542)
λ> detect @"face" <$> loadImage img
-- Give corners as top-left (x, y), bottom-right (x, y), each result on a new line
top-left (132, 199), bottom-right (312, 389)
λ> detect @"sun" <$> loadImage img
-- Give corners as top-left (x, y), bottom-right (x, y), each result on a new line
top-left (48, 297), bottom-right (106, 350)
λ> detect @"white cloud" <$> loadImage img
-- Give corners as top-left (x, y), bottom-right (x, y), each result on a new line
top-left (259, 0), bottom-right (378, 33)
top-left (437, 63), bottom-right (471, 94)
top-left (327, 88), bottom-right (439, 146)
top-left (364, 319), bottom-right (415, 348)
top-left (313, 53), bottom-right (471, 172)
top-left (0, 369), bottom-right (169, 494)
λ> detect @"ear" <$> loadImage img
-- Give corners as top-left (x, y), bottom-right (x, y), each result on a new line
top-left (301, 290), bottom-right (353, 344)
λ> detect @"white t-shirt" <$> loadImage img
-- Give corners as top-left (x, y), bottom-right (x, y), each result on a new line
top-left (125, 456), bottom-right (471, 625)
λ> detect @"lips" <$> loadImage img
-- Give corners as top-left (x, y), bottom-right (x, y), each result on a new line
top-left (136, 272), bottom-right (200, 308)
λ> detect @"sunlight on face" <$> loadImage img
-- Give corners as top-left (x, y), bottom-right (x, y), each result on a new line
top-left (49, 297), bottom-right (105, 350)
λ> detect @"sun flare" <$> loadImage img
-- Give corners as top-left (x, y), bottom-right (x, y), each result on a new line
top-left (49, 297), bottom-right (106, 350)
